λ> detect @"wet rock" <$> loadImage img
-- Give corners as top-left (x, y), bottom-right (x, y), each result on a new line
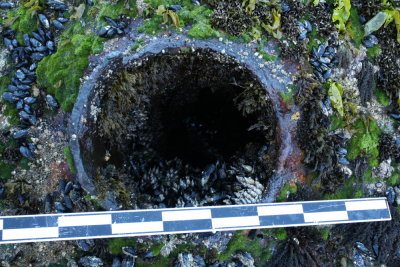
top-left (394, 187), bottom-right (400, 205)
top-left (227, 252), bottom-right (255, 267)
top-left (169, 5), bottom-right (182, 12)
top-left (121, 257), bottom-right (135, 267)
top-left (373, 159), bottom-right (394, 179)
top-left (121, 247), bottom-right (136, 258)
top-left (0, 3), bottom-right (14, 9)
top-left (79, 256), bottom-right (103, 267)
top-left (112, 257), bottom-right (122, 267)
top-left (77, 239), bottom-right (95, 252)
top-left (144, 252), bottom-right (154, 258)
top-left (46, 94), bottom-right (58, 108)
top-left (64, 195), bottom-right (74, 209)
top-left (385, 187), bottom-right (396, 204)
top-left (55, 201), bottom-right (67, 212)
top-left (102, 191), bottom-right (119, 211)
top-left (68, 259), bottom-right (79, 267)
top-left (175, 253), bottom-right (205, 267)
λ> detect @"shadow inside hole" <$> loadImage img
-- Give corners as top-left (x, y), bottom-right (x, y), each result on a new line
top-left (80, 49), bottom-right (279, 207)
top-left (150, 83), bottom-right (265, 167)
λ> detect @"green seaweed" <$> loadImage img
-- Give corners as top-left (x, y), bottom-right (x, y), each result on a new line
top-left (36, 1), bottom-right (136, 112)
top-left (375, 88), bottom-right (391, 106)
top-left (348, 7), bottom-right (364, 47)
top-left (276, 183), bottom-right (298, 201)
top-left (332, 0), bottom-right (351, 33)
top-left (0, 161), bottom-right (15, 180)
top-left (323, 176), bottom-right (356, 200)
top-left (5, 4), bottom-right (38, 35)
top-left (329, 115), bottom-right (346, 132)
top-left (63, 146), bottom-right (76, 174)
top-left (273, 228), bottom-right (288, 241)
top-left (36, 30), bottom-right (104, 111)
top-left (319, 226), bottom-right (330, 241)
top-left (218, 231), bottom-right (272, 263)
top-left (108, 237), bottom-right (137, 255)
top-left (367, 45), bottom-right (381, 59)
top-left (387, 164), bottom-right (400, 186)
top-left (347, 119), bottom-right (381, 166)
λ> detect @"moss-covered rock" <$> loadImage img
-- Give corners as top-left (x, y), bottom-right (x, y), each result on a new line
top-left (36, 28), bottom-right (104, 111)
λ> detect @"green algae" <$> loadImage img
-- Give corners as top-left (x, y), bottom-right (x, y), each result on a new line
top-left (276, 183), bottom-right (298, 201)
top-left (139, 1), bottom-right (220, 39)
top-left (108, 237), bottom-right (137, 255)
top-left (367, 45), bottom-right (381, 59)
top-left (375, 88), bottom-right (391, 106)
top-left (36, 24), bottom-right (104, 112)
top-left (5, 4), bottom-right (38, 36)
top-left (273, 228), bottom-right (288, 241)
top-left (323, 176), bottom-right (356, 200)
top-left (387, 163), bottom-right (400, 186)
top-left (347, 119), bottom-right (381, 167)
top-left (63, 146), bottom-right (76, 174)
top-left (348, 7), bottom-right (364, 47)
top-left (36, 1), bottom-right (136, 112)
top-left (218, 231), bottom-right (272, 263)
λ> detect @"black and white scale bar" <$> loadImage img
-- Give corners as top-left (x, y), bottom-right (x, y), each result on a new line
top-left (0, 197), bottom-right (391, 244)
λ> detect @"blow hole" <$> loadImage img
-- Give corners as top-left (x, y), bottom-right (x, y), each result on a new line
top-left (150, 82), bottom-right (265, 167)
top-left (81, 49), bottom-right (279, 208)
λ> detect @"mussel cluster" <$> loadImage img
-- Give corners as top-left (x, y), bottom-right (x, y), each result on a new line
top-left (98, 16), bottom-right (128, 39)
top-left (310, 41), bottom-right (339, 82)
top-left (1, 1), bottom-right (69, 159)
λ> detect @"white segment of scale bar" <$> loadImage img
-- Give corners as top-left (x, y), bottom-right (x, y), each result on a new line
top-left (0, 219), bottom-right (3, 230)
top-left (345, 200), bottom-right (387, 211)
top-left (212, 216), bottom-right (260, 229)
top-left (303, 211), bottom-right (349, 223)
top-left (162, 209), bottom-right (212, 221)
top-left (58, 214), bottom-right (112, 227)
top-left (2, 227), bottom-right (58, 240)
top-left (257, 204), bottom-right (304, 216)
top-left (112, 221), bottom-right (164, 234)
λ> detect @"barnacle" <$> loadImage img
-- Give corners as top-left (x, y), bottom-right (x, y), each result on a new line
top-left (308, 2), bottom-right (336, 37)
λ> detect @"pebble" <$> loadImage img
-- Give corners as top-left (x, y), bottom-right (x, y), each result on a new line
top-left (46, 94), bottom-right (58, 108)
top-left (77, 239), bottom-right (94, 252)
top-left (79, 256), bottom-right (104, 267)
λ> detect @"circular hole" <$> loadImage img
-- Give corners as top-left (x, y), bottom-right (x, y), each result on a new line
top-left (78, 49), bottom-right (279, 208)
